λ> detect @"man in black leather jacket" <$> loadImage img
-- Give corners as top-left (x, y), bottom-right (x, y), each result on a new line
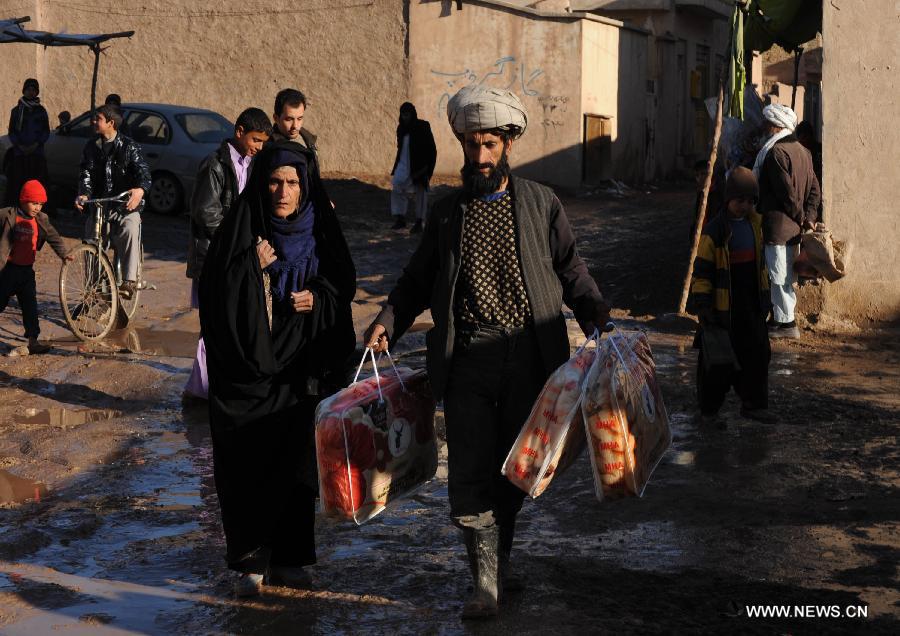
top-left (183, 107), bottom-right (271, 401)
top-left (75, 104), bottom-right (151, 297)
top-left (187, 107), bottom-right (272, 285)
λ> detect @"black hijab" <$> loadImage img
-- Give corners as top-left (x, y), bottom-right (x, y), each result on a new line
top-left (199, 141), bottom-right (356, 430)
top-left (397, 102), bottom-right (418, 139)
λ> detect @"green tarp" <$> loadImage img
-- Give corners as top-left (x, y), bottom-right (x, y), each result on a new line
top-left (744, 0), bottom-right (822, 52)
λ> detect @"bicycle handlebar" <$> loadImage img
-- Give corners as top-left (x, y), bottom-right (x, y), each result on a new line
top-left (80, 192), bottom-right (131, 206)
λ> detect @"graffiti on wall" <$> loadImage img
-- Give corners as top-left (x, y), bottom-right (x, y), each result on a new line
top-left (430, 56), bottom-right (545, 118)
top-left (538, 94), bottom-right (568, 129)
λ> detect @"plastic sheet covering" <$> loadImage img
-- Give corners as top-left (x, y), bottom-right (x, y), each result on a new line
top-left (315, 350), bottom-right (438, 524)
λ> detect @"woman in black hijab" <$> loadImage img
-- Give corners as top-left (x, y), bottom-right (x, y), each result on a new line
top-left (199, 141), bottom-right (356, 596)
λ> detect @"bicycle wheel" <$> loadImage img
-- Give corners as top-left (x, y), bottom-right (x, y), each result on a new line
top-left (59, 243), bottom-right (119, 341)
top-left (118, 246), bottom-right (143, 321)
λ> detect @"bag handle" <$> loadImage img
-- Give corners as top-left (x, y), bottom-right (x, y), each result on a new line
top-left (378, 348), bottom-right (407, 392)
top-left (353, 347), bottom-right (384, 402)
top-left (575, 327), bottom-right (601, 354)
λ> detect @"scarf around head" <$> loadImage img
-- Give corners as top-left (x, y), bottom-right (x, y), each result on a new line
top-left (397, 102), bottom-right (417, 139)
top-left (266, 153), bottom-right (319, 302)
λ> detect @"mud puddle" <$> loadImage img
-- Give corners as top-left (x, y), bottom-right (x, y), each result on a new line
top-left (0, 469), bottom-right (47, 505)
top-left (0, 409), bottom-right (212, 633)
top-left (104, 329), bottom-right (198, 358)
top-left (44, 328), bottom-right (197, 359)
top-left (14, 407), bottom-right (123, 428)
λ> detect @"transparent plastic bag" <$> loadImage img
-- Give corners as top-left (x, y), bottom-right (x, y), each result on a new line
top-left (315, 349), bottom-right (438, 524)
top-left (581, 330), bottom-right (672, 501)
top-left (502, 332), bottom-right (599, 498)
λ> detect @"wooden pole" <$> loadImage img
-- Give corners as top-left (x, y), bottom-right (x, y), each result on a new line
top-left (677, 63), bottom-right (728, 316)
top-left (791, 47), bottom-right (803, 111)
top-left (90, 45), bottom-right (100, 112)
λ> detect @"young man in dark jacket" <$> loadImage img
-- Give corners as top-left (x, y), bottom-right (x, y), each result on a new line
top-left (690, 167), bottom-right (773, 426)
top-left (390, 102), bottom-right (437, 233)
top-left (364, 86), bottom-right (610, 620)
top-left (0, 180), bottom-right (71, 355)
top-left (75, 105), bottom-right (152, 298)
top-left (752, 104), bottom-right (820, 339)
top-left (5, 78), bottom-right (50, 206)
top-left (183, 107), bottom-right (271, 400)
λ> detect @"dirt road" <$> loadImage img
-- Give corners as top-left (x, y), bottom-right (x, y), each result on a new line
top-left (0, 178), bottom-right (897, 635)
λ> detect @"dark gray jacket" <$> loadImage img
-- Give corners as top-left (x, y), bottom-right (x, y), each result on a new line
top-left (759, 135), bottom-right (821, 245)
top-left (187, 140), bottom-right (242, 279)
top-left (375, 175), bottom-right (604, 400)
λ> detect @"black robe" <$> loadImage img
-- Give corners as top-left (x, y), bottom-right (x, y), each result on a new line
top-left (199, 141), bottom-right (356, 572)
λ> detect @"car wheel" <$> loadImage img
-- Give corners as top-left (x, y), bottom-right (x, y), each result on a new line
top-left (148, 172), bottom-right (183, 215)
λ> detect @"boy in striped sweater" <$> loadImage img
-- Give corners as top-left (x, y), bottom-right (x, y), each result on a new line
top-left (690, 167), bottom-right (774, 425)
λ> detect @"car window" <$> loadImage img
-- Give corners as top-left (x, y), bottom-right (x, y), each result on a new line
top-left (125, 111), bottom-right (170, 145)
top-left (65, 113), bottom-right (95, 138)
top-left (175, 113), bottom-right (233, 144)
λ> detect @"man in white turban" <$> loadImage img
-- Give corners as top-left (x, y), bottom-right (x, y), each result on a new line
top-left (364, 85), bottom-right (610, 619)
top-left (754, 103), bottom-right (821, 339)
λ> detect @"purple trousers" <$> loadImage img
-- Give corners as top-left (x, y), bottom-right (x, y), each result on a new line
top-left (184, 280), bottom-right (208, 399)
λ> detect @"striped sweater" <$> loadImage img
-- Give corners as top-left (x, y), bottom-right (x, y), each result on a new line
top-left (690, 210), bottom-right (770, 328)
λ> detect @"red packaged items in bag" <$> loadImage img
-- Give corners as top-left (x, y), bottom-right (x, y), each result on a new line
top-left (581, 329), bottom-right (671, 501)
top-left (315, 349), bottom-right (438, 524)
top-left (501, 333), bottom-right (600, 498)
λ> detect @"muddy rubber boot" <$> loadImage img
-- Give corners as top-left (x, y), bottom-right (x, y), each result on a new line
top-left (461, 527), bottom-right (499, 620)
top-left (498, 520), bottom-right (523, 593)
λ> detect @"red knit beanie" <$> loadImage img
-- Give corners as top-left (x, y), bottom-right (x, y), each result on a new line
top-left (19, 180), bottom-right (48, 205)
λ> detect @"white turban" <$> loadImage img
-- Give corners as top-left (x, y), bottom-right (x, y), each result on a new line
top-left (446, 85), bottom-right (527, 138)
top-left (762, 103), bottom-right (797, 133)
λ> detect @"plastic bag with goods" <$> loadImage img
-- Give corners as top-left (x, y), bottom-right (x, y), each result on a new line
top-left (315, 349), bottom-right (438, 524)
top-left (502, 332), bottom-right (600, 498)
top-left (581, 330), bottom-right (671, 501)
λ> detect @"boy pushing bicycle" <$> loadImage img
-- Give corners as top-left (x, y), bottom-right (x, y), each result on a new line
top-left (0, 180), bottom-right (72, 356)
top-left (74, 104), bottom-right (151, 299)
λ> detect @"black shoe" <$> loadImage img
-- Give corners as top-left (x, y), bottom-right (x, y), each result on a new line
top-left (461, 527), bottom-right (499, 620)
top-left (498, 518), bottom-right (523, 595)
top-left (391, 217), bottom-right (406, 230)
top-left (410, 220), bottom-right (423, 234)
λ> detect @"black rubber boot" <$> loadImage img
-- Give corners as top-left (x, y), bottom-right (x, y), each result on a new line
top-left (498, 519), bottom-right (524, 593)
top-left (461, 527), bottom-right (499, 619)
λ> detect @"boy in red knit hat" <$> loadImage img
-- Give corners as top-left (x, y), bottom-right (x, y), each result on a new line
top-left (0, 179), bottom-right (71, 356)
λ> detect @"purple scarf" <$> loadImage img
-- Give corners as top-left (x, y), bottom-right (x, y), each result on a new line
top-left (267, 205), bottom-right (319, 303)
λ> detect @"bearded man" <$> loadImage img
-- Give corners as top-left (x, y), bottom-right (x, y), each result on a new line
top-left (363, 85), bottom-right (610, 619)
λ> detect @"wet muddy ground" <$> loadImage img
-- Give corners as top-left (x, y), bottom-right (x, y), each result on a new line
top-left (0, 177), bottom-right (897, 635)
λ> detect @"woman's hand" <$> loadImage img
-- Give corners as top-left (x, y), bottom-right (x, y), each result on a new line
top-left (291, 289), bottom-right (315, 313)
top-left (256, 236), bottom-right (276, 269)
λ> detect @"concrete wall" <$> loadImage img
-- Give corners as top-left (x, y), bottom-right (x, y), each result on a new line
top-left (409, 1), bottom-right (585, 188)
top-left (0, 0), bottom-right (408, 175)
top-left (820, 2), bottom-right (900, 322)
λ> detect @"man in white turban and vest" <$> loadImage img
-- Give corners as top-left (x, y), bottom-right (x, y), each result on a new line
top-left (364, 86), bottom-right (610, 619)
top-left (753, 103), bottom-right (821, 338)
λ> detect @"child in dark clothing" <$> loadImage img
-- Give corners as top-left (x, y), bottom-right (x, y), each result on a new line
top-left (0, 180), bottom-right (71, 356)
top-left (690, 167), bottom-right (774, 426)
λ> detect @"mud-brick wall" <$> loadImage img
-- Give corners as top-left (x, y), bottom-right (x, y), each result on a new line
top-left (821, 2), bottom-right (900, 322)
top-left (0, 0), bottom-right (408, 175)
top-left (409, 1), bottom-right (586, 188)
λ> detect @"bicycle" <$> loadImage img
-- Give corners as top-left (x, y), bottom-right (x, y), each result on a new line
top-left (59, 192), bottom-right (146, 341)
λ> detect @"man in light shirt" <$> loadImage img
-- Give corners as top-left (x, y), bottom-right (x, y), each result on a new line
top-left (183, 107), bottom-right (272, 401)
